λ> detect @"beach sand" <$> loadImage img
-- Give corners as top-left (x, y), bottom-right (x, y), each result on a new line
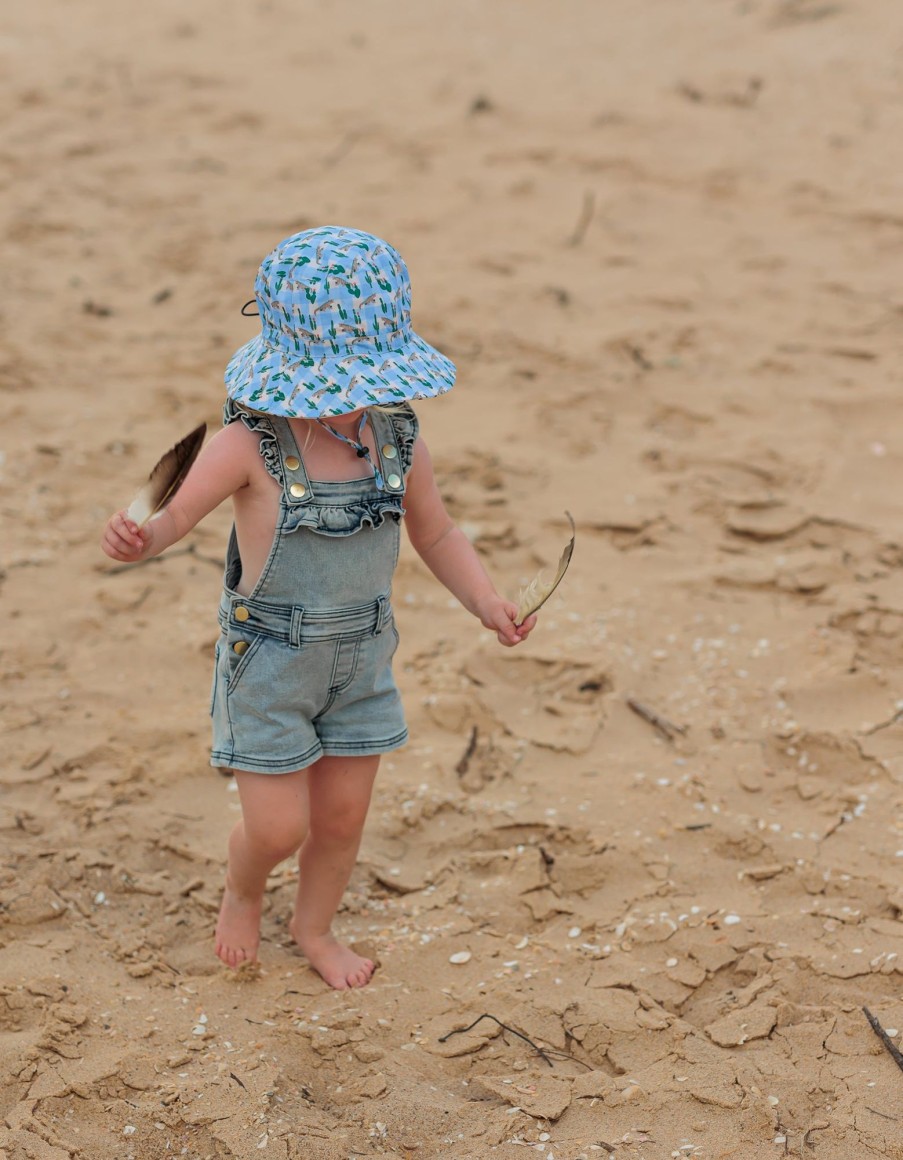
top-left (3, 1), bottom-right (903, 1156)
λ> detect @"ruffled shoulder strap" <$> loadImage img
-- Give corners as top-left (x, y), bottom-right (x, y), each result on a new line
top-left (386, 403), bottom-right (419, 475)
top-left (222, 399), bottom-right (283, 484)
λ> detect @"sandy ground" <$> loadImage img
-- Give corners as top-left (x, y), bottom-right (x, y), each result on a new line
top-left (3, 1), bottom-right (903, 1157)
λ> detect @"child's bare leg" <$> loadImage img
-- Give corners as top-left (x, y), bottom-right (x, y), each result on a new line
top-left (289, 754), bottom-right (379, 989)
top-left (215, 768), bottom-right (309, 968)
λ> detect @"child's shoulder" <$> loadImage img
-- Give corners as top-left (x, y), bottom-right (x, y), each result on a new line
top-left (216, 412), bottom-right (265, 447)
top-left (204, 412), bottom-right (272, 474)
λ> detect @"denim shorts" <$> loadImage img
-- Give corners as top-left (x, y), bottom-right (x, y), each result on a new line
top-left (209, 591), bottom-right (407, 775)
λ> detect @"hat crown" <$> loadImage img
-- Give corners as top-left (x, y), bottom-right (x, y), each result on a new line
top-left (256, 227), bottom-right (413, 361)
top-left (225, 223), bottom-right (455, 418)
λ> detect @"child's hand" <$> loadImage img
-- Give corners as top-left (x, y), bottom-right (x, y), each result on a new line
top-left (101, 510), bottom-right (152, 562)
top-left (477, 597), bottom-right (538, 647)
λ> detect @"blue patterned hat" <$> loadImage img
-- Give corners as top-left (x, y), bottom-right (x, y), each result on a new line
top-left (225, 226), bottom-right (456, 417)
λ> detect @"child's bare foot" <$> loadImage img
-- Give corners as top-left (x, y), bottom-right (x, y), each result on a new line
top-left (290, 922), bottom-right (375, 989)
top-left (215, 884), bottom-right (262, 969)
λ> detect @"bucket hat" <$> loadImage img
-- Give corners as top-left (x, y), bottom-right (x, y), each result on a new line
top-left (224, 225), bottom-right (456, 418)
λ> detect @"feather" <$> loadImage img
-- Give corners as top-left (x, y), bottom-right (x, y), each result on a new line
top-left (515, 511), bottom-right (576, 625)
top-left (126, 422), bottom-right (207, 528)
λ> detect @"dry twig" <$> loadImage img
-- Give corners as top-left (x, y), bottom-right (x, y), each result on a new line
top-left (567, 190), bottom-right (596, 246)
top-left (455, 726), bottom-right (479, 777)
top-left (439, 1013), bottom-right (554, 1067)
top-left (863, 1006), bottom-right (903, 1075)
top-left (626, 697), bottom-right (687, 742)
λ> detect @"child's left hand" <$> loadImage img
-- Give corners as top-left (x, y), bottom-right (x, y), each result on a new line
top-left (477, 597), bottom-right (537, 648)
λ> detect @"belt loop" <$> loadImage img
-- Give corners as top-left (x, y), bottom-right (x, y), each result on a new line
top-left (374, 595), bottom-right (387, 635)
top-left (290, 606), bottom-right (305, 648)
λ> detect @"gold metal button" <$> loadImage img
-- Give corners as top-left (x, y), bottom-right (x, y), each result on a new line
top-left (232, 640), bottom-right (249, 656)
top-left (284, 455), bottom-right (300, 471)
top-left (234, 606), bottom-right (250, 622)
top-left (381, 444), bottom-right (397, 460)
top-left (289, 482), bottom-right (307, 498)
top-left (386, 473), bottom-right (402, 490)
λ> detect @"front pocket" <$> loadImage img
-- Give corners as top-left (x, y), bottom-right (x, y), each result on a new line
top-left (224, 632), bottom-right (266, 696)
top-left (329, 637), bottom-right (361, 696)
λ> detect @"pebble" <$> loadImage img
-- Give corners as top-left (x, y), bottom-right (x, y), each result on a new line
top-left (449, 951), bottom-right (472, 965)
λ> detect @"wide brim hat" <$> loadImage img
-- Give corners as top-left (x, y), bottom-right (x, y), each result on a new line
top-left (225, 226), bottom-right (456, 418)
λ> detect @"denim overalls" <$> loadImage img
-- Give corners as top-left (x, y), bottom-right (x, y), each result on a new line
top-left (209, 402), bottom-right (416, 774)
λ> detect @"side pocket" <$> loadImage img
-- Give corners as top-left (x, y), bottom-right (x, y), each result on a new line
top-left (209, 640), bottom-right (222, 717)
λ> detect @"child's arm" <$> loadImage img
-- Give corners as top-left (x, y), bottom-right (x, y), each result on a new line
top-left (101, 423), bottom-right (252, 563)
top-left (403, 438), bottom-right (537, 647)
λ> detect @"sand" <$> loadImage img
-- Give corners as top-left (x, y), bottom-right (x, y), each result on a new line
top-left (3, 1), bottom-right (903, 1156)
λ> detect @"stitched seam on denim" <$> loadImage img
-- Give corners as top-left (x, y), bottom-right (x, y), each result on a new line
top-left (221, 596), bottom-right (388, 640)
top-left (313, 641), bottom-right (344, 719)
top-left (225, 623), bottom-right (296, 645)
top-left (235, 502), bottom-right (290, 601)
top-left (211, 739), bottom-right (323, 772)
top-left (276, 418), bottom-right (315, 505)
top-left (318, 729), bottom-right (409, 754)
top-left (217, 654), bottom-right (236, 761)
top-left (209, 641), bottom-right (220, 717)
top-left (327, 639), bottom-right (361, 696)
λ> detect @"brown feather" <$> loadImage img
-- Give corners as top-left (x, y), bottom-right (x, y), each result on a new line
top-left (515, 511), bottom-right (576, 625)
top-left (126, 422), bottom-right (207, 528)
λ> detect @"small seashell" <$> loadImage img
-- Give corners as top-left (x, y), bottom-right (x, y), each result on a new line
top-left (122, 1126), bottom-right (136, 1136)
top-left (723, 914), bottom-right (741, 925)
top-left (449, 951), bottom-right (472, 965)
top-left (515, 936), bottom-right (529, 950)
top-left (886, 1028), bottom-right (899, 1037)
top-left (568, 926), bottom-right (582, 939)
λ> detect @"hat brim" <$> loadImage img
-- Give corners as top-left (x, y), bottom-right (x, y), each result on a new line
top-left (224, 329), bottom-right (455, 418)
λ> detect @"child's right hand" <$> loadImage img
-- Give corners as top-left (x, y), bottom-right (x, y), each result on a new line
top-left (101, 510), bottom-right (152, 562)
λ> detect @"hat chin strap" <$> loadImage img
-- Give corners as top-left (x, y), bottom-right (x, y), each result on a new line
top-left (317, 412), bottom-right (386, 491)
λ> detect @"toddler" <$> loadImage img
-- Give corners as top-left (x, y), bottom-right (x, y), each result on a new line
top-left (102, 226), bottom-right (536, 989)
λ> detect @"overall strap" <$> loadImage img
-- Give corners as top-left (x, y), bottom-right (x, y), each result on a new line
top-left (271, 418), bottom-right (315, 506)
top-left (366, 408), bottom-right (407, 496)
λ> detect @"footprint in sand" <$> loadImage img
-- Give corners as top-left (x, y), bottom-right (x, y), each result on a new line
top-left (464, 651), bottom-right (611, 753)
